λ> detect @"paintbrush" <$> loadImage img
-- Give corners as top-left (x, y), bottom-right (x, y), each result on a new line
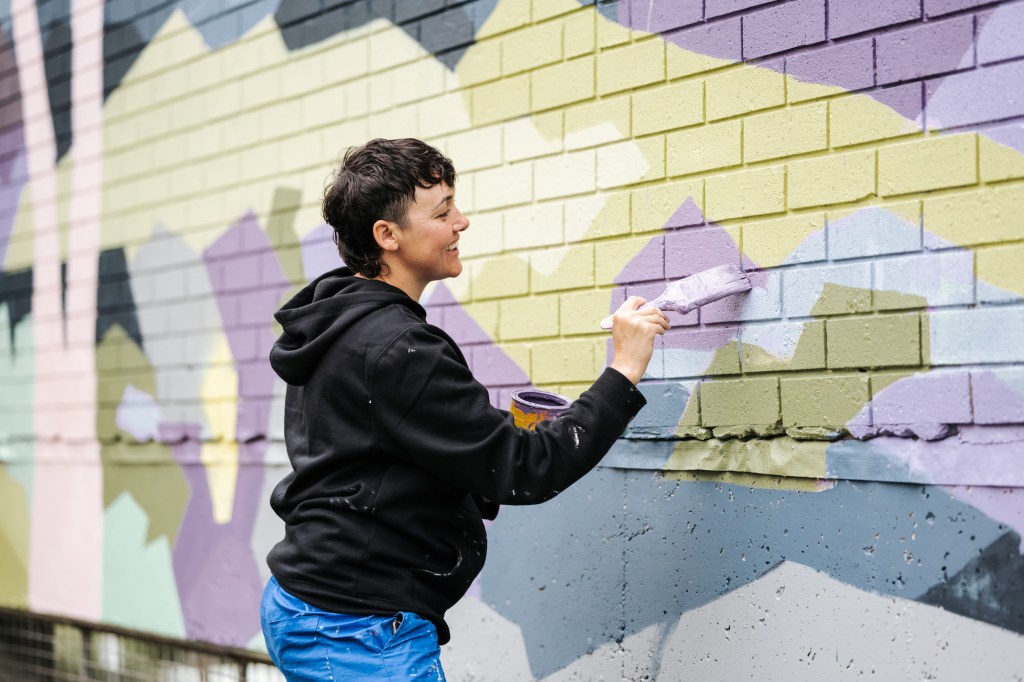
top-left (599, 264), bottom-right (753, 330)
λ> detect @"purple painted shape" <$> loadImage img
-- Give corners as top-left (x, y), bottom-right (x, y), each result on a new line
top-left (944, 484), bottom-right (1024, 552)
top-left (926, 59), bottom-right (1024, 132)
top-left (873, 82), bottom-right (925, 124)
top-left (986, 121), bottom-right (1024, 154)
top-left (664, 228), bottom-right (740, 279)
top-left (971, 370), bottom-right (1024, 424)
top-left (978, 4), bottom-right (1024, 64)
top-left (424, 283), bottom-right (493, 345)
top-left (620, 0), bottom-right (702, 33)
top-left (469, 345), bottom-right (531, 387)
top-left (300, 223), bottom-right (342, 281)
top-left (614, 235), bottom-right (665, 285)
top-left (705, 0), bottom-right (774, 19)
top-left (168, 429), bottom-right (265, 645)
top-left (662, 325), bottom-right (739, 351)
top-left (829, 0), bottom-right (921, 39)
top-left (664, 196), bottom-right (705, 229)
top-left (785, 38), bottom-right (874, 94)
top-left (876, 15), bottom-right (975, 85)
top-left (742, 0), bottom-right (826, 60)
top-left (0, 125), bottom-right (27, 265)
top-left (665, 17), bottom-right (742, 63)
top-left (870, 371), bottom-right (973, 428)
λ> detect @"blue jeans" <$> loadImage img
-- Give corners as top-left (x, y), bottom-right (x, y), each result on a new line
top-left (260, 577), bottom-right (446, 681)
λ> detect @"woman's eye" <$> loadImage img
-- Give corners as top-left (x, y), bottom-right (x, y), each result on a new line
top-left (438, 210), bottom-right (450, 218)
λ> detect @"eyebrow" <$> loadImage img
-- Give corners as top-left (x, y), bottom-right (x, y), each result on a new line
top-left (431, 194), bottom-right (454, 212)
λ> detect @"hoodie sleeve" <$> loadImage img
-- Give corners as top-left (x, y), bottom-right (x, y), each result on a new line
top-left (369, 325), bottom-right (646, 505)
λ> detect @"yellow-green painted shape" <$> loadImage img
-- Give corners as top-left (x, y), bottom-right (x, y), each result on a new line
top-left (665, 437), bottom-right (828, 480)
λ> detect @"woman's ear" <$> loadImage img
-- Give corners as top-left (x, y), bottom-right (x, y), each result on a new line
top-left (371, 219), bottom-right (400, 252)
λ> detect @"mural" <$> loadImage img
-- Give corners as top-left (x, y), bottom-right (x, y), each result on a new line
top-left (1, 0), bottom-right (1023, 678)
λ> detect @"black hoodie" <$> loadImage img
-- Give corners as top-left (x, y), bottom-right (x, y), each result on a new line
top-left (266, 267), bottom-right (646, 643)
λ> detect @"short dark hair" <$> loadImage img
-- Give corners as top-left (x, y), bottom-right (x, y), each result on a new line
top-left (323, 138), bottom-right (457, 278)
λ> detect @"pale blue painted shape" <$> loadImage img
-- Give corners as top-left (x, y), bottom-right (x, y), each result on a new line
top-left (782, 261), bottom-right (871, 318)
top-left (828, 207), bottom-right (921, 261)
top-left (102, 491), bottom-right (187, 638)
top-left (873, 250), bottom-right (975, 307)
top-left (931, 306), bottom-right (1024, 365)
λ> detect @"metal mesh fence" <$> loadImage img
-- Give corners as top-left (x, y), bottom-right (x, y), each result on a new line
top-left (0, 607), bottom-right (284, 681)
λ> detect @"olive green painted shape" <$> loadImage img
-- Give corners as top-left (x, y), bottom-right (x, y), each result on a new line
top-left (705, 340), bottom-right (742, 376)
top-left (741, 320), bottom-right (826, 373)
top-left (97, 324), bottom-right (187, 545)
top-left (102, 491), bottom-right (186, 638)
top-left (0, 463), bottom-right (30, 607)
top-left (666, 436), bottom-right (828, 480)
top-left (810, 282), bottom-right (871, 316)
top-left (780, 375), bottom-right (870, 428)
top-left (267, 186), bottom-right (307, 288)
top-left (700, 376), bottom-right (780, 426)
top-left (873, 288), bottom-right (932, 312)
top-left (826, 312), bottom-right (921, 369)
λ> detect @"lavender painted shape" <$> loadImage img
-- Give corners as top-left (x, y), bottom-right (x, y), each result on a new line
top-left (0, 125), bottom-right (27, 266)
top-left (741, 0), bottom-right (826, 59)
top-left (876, 15), bottom-right (975, 86)
top-left (620, 0), bottom-right (701, 33)
top-left (829, 0), bottom-right (921, 39)
top-left (785, 38), bottom-right (874, 94)
top-left (858, 371), bottom-right (973, 440)
top-left (972, 369), bottom-right (1024, 424)
top-left (300, 223), bottom-right (342, 281)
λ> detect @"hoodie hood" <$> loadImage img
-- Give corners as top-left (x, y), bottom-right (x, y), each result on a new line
top-left (270, 267), bottom-right (425, 385)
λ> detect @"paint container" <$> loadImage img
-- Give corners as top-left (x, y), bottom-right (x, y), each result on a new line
top-left (510, 390), bottom-right (573, 430)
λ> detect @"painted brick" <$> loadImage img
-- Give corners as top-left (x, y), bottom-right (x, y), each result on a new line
top-left (532, 57), bottom-right (595, 112)
top-left (740, 320), bottom-right (826, 372)
top-left (870, 370), bottom-right (973, 425)
top-left (664, 227), bottom-right (741, 279)
top-left (560, 289), bottom-right (614, 336)
top-left (873, 251), bottom-right (975, 310)
top-left (662, 327), bottom-right (741, 378)
top-left (922, 184), bottom-right (1024, 247)
top-left (501, 22), bottom-right (563, 76)
top-left (785, 38), bottom-right (874, 103)
top-left (827, 313), bottom-right (921, 369)
top-left (499, 295), bottom-right (561, 340)
top-left (446, 125), bottom-right (503, 172)
top-left (458, 38), bottom-right (502, 86)
top-left (781, 375), bottom-right (869, 428)
top-left (598, 7), bottom-right (631, 48)
top-left (705, 165), bottom-right (785, 221)
top-left (503, 113), bottom-right (563, 163)
top-left (701, 377), bottom-right (780, 427)
top-left (472, 256), bottom-right (529, 300)
top-left (631, 179), bottom-right (705, 230)
top-left (924, 61), bottom-right (1024, 130)
top-left (503, 202), bottom-right (564, 250)
top-left (783, 262), bottom-right (872, 317)
top-left (743, 102), bottom-right (827, 163)
top-left (742, 213), bottom-right (827, 267)
top-left (925, 0), bottom-right (1001, 17)
top-left (978, 4), bottom-right (1024, 63)
top-left (971, 367), bottom-right (1024, 424)
top-left (598, 136), bottom-right (665, 189)
top-left (976, 243), bottom-right (1024, 303)
top-left (626, 380), bottom-right (699, 438)
top-left (666, 120), bottom-right (742, 177)
top-left (932, 307), bottom-right (1024, 365)
top-left (787, 149), bottom-right (875, 210)
top-left (703, 270), bottom-right (782, 323)
top-left (632, 80), bottom-right (704, 137)
top-left (877, 15), bottom-right (974, 85)
top-left (665, 18), bottom-right (742, 78)
top-left (566, 191), bottom-right (632, 241)
top-left (829, 0), bottom-right (921, 39)
top-left (531, 244), bottom-right (596, 293)
top-left (531, 338), bottom-right (596, 383)
top-left (473, 73), bottom-right (531, 125)
top-left (706, 65), bottom-right (785, 120)
top-left (980, 124), bottom-right (1024, 182)
top-left (878, 134), bottom-right (978, 197)
top-left (628, 0), bottom-right (703, 33)
top-left (705, 0), bottom-right (774, 18)
top-left (533, 0), bottom-right (577, 21)
top-left (827, 203), bottom-right (922, 261)
top-left (742, 0), bottom-right (826, 60)
top-left (565, 96), bottom-right (631, 150)
top-left (563, 9), bottom-right (596, 58)
top-left (477, 0), bottom-right (530, 37)
top-left (470, 343), bottom-right (531, 388)
top-left (474, 162), bottom-right (533, 211)
top-left (833, 91), bottom-right (921, 151)
top-left (596, 235), bottom-right (664, 285)
top-left (597, 38), bottom-right (666, 96)
top-left (534, 149), bottom-right (596, 200)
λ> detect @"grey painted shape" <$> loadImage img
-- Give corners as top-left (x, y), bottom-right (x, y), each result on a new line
top-left (38, 0), bottom-right (72, 161)
top-left (483, 471), bottom-right (1015, 678)
top-left (919, 531), bottom-right (1024, 633)
top-left (180, 0), bottom-right (281, 50)
top-left (0, 267), bottom-right (31, 354)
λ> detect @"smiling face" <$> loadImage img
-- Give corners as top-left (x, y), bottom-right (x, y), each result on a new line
top-left (379, 181), bottom-right (469, 299)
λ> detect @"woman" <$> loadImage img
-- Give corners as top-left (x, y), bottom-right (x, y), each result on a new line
top-left (261, 138), bottom-right (669, 681)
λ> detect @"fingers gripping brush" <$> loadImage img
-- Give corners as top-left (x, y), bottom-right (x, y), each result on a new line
top-left (600, 264), bottom-right (753, 330)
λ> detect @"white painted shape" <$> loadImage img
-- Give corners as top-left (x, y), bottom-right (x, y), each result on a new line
top-left (741, 321), bottom-right (806, 363)
top-left (567, 121), bottom-right (629, 153)
top-left (661, 348), bottom-right (719, 380)
top-left (115, 385), bottom-right (162, 442)
top-left (828, 206), bottom-right (921, 261)
top-left (441, 596), bottom-right (535, 682)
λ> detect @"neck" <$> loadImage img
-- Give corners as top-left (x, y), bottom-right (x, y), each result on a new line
top-left (354, 270), bottom-right (424, 301)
